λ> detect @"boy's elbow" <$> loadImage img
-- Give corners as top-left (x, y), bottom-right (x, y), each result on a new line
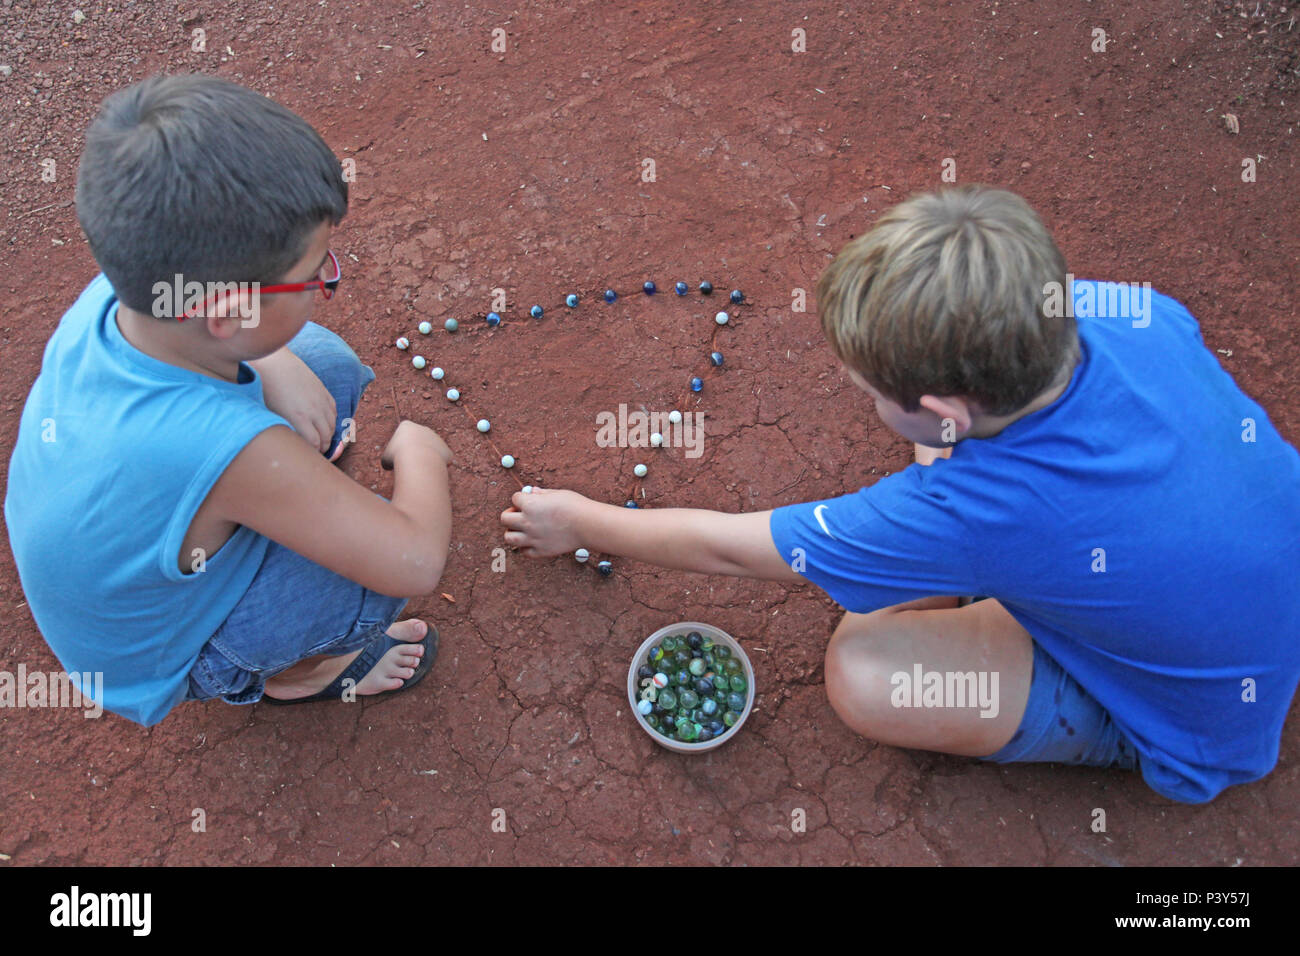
top-left (385, 544), bottom-right (445, 598)
top-left (409, 550), bottom-right (446, 597)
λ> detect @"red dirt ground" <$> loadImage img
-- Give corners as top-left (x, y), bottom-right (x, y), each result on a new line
top-left (1, 0), bottom-right (1297, 866)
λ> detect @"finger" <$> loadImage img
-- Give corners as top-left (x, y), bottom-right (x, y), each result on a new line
top-left (298, 424), bottom-right (325, 454)
top-left (503, 531), bottom-right (529, 547)
top-left (501, 510), bottom-right (526, 529)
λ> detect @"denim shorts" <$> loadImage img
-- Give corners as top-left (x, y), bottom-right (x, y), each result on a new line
top-left (183, 321), bottom-right (409, 705)
top-left (978, 640), bottom-right (1139, 771)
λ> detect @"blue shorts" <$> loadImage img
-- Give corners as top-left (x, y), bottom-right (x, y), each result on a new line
top-left (182, 321), bottom-right (409, 706)
top-left (978, 640), bottom-right (1139, 770)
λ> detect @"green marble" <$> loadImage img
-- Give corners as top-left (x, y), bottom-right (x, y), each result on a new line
top-left (688, 658), bottom-right (707, 677)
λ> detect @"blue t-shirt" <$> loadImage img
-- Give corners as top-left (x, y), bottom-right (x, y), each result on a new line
top-left (770, 280), bottom-right (1300, 804)
top-left (4, 274), bottom-right (290, 725)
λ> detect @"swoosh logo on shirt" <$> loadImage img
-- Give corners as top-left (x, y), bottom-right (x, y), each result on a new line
top-left (813, 504), bottom-right (837, 540)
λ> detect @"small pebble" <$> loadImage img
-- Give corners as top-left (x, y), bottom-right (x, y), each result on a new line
top-left (710, 351), bottom-right (724, 366)
top-left (715, 311), bottom-right (729, 325)
top-left (633, 463), bottom-right (648, 478)
top-left (690, 377), bottom-right (703, 392)
top-left (430, 367), bottom-right (445, 380)
top-left (486, 312), bottom-right (501, 326)
top-left (650, 432), bottom-right (664, 447)
top-left (412, 355), bottom-right (426, 370)
top-left (604, 289), bottom-right (617, 302)
top-left (730, 289), bottom-right (744, 304)
top-left (668, 410), bottom-right (682, 424)
top-left (674, 281), bottom-right (688, 295)
top-left (396, 337), bottom-right (410, 350)
top-left (444, 318), bottom-right (458, 332)
top-left (565, 293), bottom-right (579, 308)
top-left (476, 419), bottom-right (490, 433)
top-left (574, 548), bottom-right (590, 563)
top-left (699, 281), bottom-right (713, 295)
top-left (418, 320), bottom-right (433, 334)
top-left (530, 304), bottom-right (544, 319)
top-left (597, 560), bottom-right (613, 576)
top-left (446, 388), bottom-right (460, 401)
top-left (501, 455), bottom-right (515, 468)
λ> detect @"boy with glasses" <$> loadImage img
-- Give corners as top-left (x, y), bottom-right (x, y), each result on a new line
top-left (5, 74), bottom-right (452, 724)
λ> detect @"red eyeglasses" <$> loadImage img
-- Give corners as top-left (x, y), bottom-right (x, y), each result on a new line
top-left (179, 250), bottom-right (342, 320)
top-left (259, 249), bottom-right (342, 300)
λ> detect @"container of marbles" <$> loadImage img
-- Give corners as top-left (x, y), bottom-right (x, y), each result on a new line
top-left (627, 621), bottom-right (755, 753)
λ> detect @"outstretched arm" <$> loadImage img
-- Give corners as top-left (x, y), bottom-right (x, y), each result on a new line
top-left (500, 488), bottom-right (803, 583)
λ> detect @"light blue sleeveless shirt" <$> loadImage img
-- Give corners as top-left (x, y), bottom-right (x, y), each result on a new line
top-left (4, 274), bottom-right (290, 725)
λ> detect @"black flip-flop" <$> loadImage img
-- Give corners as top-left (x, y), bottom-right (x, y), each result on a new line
top-left (261, 624), bottom-right (438, 705)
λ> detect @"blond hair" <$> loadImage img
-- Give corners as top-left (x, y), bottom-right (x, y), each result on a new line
top-left (816, 185), bottom-right (1076, 416)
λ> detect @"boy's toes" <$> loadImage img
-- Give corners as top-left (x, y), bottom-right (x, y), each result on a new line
top-left (385, 618), bottom-right (429, 643)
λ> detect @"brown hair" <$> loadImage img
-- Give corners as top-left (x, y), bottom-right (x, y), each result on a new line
top-left (816, 185), bottom-right (1076, 416)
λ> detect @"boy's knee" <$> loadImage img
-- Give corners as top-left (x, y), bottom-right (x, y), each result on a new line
top-left (824, 611), bottom-right (904, 732)
top-left (285, 322), bottom-right (374, 419)
top-left (288, 322), bottom-right (363, 376)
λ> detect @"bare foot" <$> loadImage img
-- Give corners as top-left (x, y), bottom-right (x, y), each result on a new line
top-left (262, 619), bottom-right (428, 701)
top-left (914, 443), bottom-right (953, 466)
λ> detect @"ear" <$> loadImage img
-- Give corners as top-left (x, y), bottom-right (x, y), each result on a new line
top-left (204, 286), bottom-right (261, 339)
top-left (918, 394), bottom-right (973, 440)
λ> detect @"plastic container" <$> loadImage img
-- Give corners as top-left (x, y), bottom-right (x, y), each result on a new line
top-left (627, 621), bottom-right (755, 753)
